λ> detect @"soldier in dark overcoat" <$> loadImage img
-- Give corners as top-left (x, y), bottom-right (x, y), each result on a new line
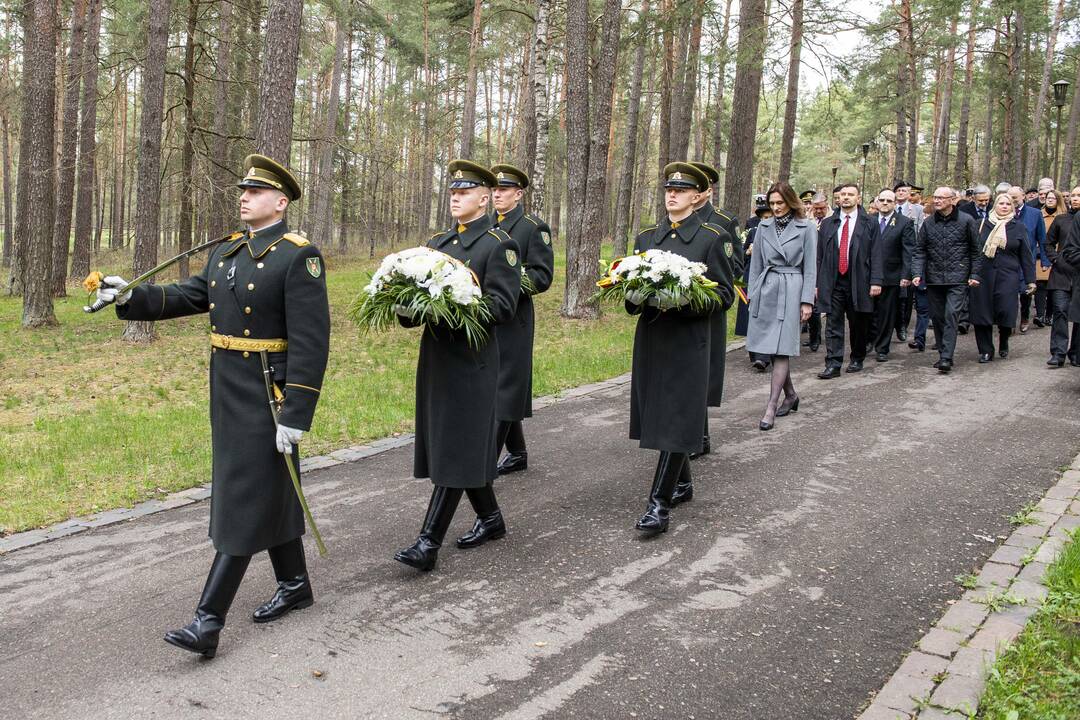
top-left (488, 163), bottom-right (555, 476)
top-left (95, 155), bottom-right (330, 658)
top-left (687, 161), bottom-right (741, 460)
top-left (394, 160), bottom-right (521, 571)
top-left (626, 163), bottom-right (734, 534)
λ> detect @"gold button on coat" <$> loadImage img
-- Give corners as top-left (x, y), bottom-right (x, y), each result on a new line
top-left (242, 351), bottom-right (250, 358)
top-left (218, 261), bottom-right (223, 267)
top-left (243, 329), bottom-right (251, 336)
top-left (244, 306), bottom-right (252, 314)
top-left (247, 283), bottom-right (255, 290)
top-left (257, 262), bottom-right (264, 269)
top-left (210, 280), bottom-right (216, 287)
top-left (209, 302), bottom-right (215, 309)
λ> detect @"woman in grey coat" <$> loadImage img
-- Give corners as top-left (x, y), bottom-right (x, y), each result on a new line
top-left (747, 182), bottom-right (818, 430)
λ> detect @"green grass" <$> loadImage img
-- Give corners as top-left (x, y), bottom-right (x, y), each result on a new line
top-left (0, 247), bottom-right (738, 533)
top-left (977, 529), bottom-right (1080, 719)
top-left (1008, 502), bottom-right (1040, 527)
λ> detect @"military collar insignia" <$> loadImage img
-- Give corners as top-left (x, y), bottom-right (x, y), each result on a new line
top-left (224, 222), bottom-right (289, 258)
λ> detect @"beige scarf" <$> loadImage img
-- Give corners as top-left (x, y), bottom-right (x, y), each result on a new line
top-left (981, 206), bottom-right (1012, 259)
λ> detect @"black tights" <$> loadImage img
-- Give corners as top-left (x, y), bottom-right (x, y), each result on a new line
top-left (762, 355), bottom-right (795, 423)
top-left (495, 420), bottom-right (526, 458)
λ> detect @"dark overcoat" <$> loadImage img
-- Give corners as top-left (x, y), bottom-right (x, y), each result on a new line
top-left (1063, 212), bottom-right (1080, 321)
top-left (493, 204), bottom-right (554, 421)
top-left (117, 222), bottom-right (330, 556)
top-left (695, 202), bottom-right (740, 406)
top-left (627, 213), bottom-right (732, 453)
top-left (816, 208), bottom-right (882, 314)
top-left (969, 219), bottom-right (1035, 327)
top-left (1046, 211), bottom-right (1076, 293)
top-left (401, 214), bottom-right (520, 488)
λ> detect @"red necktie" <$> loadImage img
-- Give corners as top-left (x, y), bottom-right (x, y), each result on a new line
top-left (839, 216), bottom-right (850, 275)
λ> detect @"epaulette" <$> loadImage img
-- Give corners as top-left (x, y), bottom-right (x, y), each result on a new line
top-left (522, 214), bottom-right (540, 226)
top-left (488, 228), bottom-right (513, 242)
top-left (283, 232), bottom-right (310, 247)
top-left (715, 209), bottom-right (735, 222)
top-left (701, 222), bottom-right (723, 236)
top-left (429, 231), bottom-right (442, 241)
top-left (637, 225), bottom-right (657, 235)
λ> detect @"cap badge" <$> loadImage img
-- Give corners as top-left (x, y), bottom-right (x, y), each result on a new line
top-left (672, 172), bottom-right (683, 181)
top-left (454, 170), bottom-right (464, 179)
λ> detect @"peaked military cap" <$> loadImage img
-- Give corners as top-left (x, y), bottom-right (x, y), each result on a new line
top-left (448, 159), bottom-right (496, 189)
top-left (237, 154), bottom-right (302, 201)
top-left (910, 183), bottom-right (925, 192)
top-left (663, 162), bottom-right (709, 192)
top-left (689, 161), bottom-right (720, 186)
top-left (799, 190), bottom-right (815, 202)
top-left (892, 179), bottom-right (914, 192)
top-left (490, 163), bottom-right (530, 188)
top-left (754, 194), bottom-right (769, 216)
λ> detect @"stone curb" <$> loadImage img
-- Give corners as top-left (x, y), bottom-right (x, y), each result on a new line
top-left (857, 460), bottom-right (1080, 719)
top-left (1, 338), bottom-right (748, 556)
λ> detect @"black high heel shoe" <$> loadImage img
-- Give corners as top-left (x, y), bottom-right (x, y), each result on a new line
top-left (775, 395), bottom-right (800, 417)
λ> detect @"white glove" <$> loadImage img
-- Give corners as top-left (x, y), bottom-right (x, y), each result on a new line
top-left (656, 289), bottom-right (690, 310)
top-left (393, 303), bottom-right (417, 320)
top-left (275, 424), bottom-right (304, 454)
top-left (625, 289), bottom-right (646, 305)
top-left (96, 276), bottom-right (132, 306)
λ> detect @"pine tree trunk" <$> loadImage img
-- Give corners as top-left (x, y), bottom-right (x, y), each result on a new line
top-left (20, 0), bottom-right (59, 326)
top-left (930, 14), bottom-right (958, 183)
top-left (530, 0), bottom-right (552, 216)
top-left (2, 110), bottom-right (12, 267)
top-left (311, 18), bottom-right (345, 245)
top-left (70, 0), bottom-right (101, 281)
top-left (460, 0), bottom-right (483, 158)
top-left (123, 0), bottom-right (172, 342)
top-left (339, 27), bottom-right (353, 249)
top-left (723, 0), bottom-right (766, 223)
top-left (1003, 12), bottom-right (1023, 182)
top-left (899, 0), bottom-right (917, 180)
top-left (613, 0), bottom-right (649, 256)
top-left (178, 0), bottom-right (197, 279)
top-left (710, 0), bottom-right (733, 176)
top-left (952, 0), bottom-right (978, 187)
top-left (208, 0), bottom-right (234, 240)
top-left (50, 0), bottom-right (88, 296)
top-left (777, 0), bottom-right (803, 182)
top-left (670, 0), bottom-right (702, 160)
top-left (561, 0), bottom-right (592, 318)
top-left (1022, 0), bottom-right (1064, 186)
top-left (656, 0), bottom-right (674, 217)
top-left (1060, 54), bottom-right (1080, 189)
top-left (255, 0), bottom-right (303, 163)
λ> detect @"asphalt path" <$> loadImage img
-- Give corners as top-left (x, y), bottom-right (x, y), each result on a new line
top-left (3, 327), bottom-right (1079, 719)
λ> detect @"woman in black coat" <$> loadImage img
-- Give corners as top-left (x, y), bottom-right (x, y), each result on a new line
top-left (394, 162), bottom-right (521, 572)
top-left (970, 193), bottom-right (1036, 362)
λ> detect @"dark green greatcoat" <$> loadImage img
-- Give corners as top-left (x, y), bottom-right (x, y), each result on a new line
top-left (627, 212), bottom-right (735, 453)
top-left (400, 214), bottom-right (521, 488)
top-left (117, 222), bottom-right (330, 556)
top-left (493, 204), bottom-right (555, 421)
top-left (696, 201), bottom-right (741, 407)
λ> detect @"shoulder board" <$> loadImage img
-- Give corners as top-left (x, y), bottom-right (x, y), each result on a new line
top-left (283, 232), bottom-right (310, 247)
top-left (522, 214), bottom-right (540, 226)
top-left (488, 228), bottom-right (512, 242)
top-left (716, 210), bottom-right (735, 222)
top-left (701, 223), bottom-right (723, 236)
top-left (429, 231), bottom-right (442, 241)
top-left (637, 225), bottom-right (657, 236)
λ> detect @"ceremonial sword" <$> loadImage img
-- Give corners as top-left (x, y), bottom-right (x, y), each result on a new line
top-left (82, 231), bottom-right (245, 313)
top-left (260, 350), bottom-right (328, 557)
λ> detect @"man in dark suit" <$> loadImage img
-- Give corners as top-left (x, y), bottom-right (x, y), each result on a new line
top-left (961, 184), bottom-right (991, 221)
top-left (870, 188), bottom-right (916, 361)
top-left (816, 183), bottom-right (882, 378)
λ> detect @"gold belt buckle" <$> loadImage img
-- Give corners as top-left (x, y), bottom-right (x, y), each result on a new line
top-left (221, 335), bottom-right (232, 350)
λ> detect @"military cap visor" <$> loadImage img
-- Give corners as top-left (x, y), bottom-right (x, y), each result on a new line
top-left (689, 161), bottom-right (720, 185)
top-left (490, 164), bottom-right (530, 188)
top-left (799, 191), bottom-right (815, 201)
top-left (448, 159), bottom-right (496, 189)
top-left (236, 154), bottom-right (302, 201)
top-left (662, 162), bottom-right (709, 191)
top-left (893, 180), bottom-right (914, 192)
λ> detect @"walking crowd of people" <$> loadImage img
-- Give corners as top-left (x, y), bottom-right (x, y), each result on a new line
top-left (734, 176), bottom-right (1080, 425)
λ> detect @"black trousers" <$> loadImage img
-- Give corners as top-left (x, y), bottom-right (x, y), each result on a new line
top-left (896, 286), bottom-right (913, 332)
top-left (974, 325), bottom-right (1012, 355)
top-left (873, 285), bottom-right (900, 355)
top-left (1049, 289), bottom-right (1080, 359)
top-left (807, 311), bottom-right (821, 346)
top-left (1020, 282), bottom-right (1048, 321)
top-left (927, 284), bottom-right (967, 361)
top-left (825, 276), bottom-right (871, 368)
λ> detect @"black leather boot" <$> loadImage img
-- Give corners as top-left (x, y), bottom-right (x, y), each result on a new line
top-left (457, 485), bottom-right (507, 548)
top-left (671, 454), bottom-right (694, 506)
top-left (689, 417), bottom-right (710, 460)
top-left (164, 552), bottom-right (251, 658)
top-left (635, 452), bottom-right (684, 534)
top-left (395, 486), bottom-right (463, 571)
top-left (253, 538), bottom-right (313, 623)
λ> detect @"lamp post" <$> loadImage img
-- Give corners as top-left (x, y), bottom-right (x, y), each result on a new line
top-left (860, 142), bottom-right (871, 194)
top-left (1053, 80), bottom-right (1070, 183)
top-left (831, 165), bottom-right (838, 191)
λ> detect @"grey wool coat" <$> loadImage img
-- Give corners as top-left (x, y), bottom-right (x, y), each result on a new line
top-left (746, 215), bottom-right (818, 357)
